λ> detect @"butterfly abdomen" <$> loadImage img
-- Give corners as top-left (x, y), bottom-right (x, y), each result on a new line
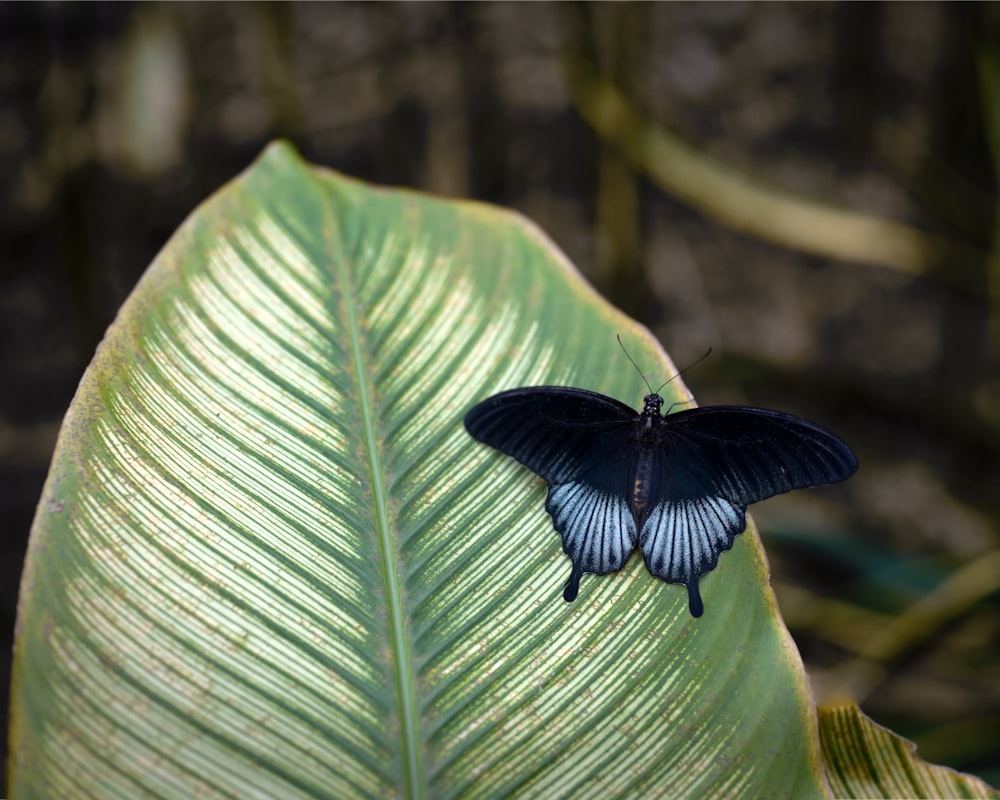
top-left (632, 447), bottom-right (655, 517)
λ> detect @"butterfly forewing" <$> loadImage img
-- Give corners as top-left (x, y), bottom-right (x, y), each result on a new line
top-left (658, 406), bottom-right (859, 504)
top-left (463, 387), bottom-right (637, 482)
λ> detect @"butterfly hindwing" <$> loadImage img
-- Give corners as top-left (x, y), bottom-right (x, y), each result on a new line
top-left (545, 453), bottom-right (639, 602)
top-left (639, 492), bottom-right (747, 618)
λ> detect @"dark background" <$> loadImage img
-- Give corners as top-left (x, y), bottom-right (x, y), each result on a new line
top-left (3, 1), bottom-right (999, 790)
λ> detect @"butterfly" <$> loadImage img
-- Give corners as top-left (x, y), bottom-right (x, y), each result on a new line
top-left (463, 359), bottom-right (858, 617)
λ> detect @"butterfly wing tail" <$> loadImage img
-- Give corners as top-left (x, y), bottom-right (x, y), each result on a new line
top-left (686, 580), bottom-right (704, 618)
top-left (563, 563), bottom-right (583, 602)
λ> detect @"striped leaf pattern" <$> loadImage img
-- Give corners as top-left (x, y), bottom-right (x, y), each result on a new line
top-left (12, 143), bottom-right (829, 799)
top-left (819, 706), bottom-right (999, 799)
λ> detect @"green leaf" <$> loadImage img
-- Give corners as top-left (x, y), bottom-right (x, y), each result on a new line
top-left (11, 141), bottom-right (826, 798)
top-left (819, 705), bottom-right (1000, 799)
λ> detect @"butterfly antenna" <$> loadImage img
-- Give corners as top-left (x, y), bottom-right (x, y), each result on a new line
top-left (654, 348), bottom-right (713, 395)
top-left (617, 335), bottom-right (654, 394)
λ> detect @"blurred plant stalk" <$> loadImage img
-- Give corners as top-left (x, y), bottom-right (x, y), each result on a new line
top-left (566, 58), bottom-right (992, 302)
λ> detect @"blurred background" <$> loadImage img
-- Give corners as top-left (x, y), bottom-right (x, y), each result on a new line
top-left (2, 1), bottom-right (998, 789)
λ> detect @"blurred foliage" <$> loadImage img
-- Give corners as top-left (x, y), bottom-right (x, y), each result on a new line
top-left (1, 1), bottom-right (998, 791)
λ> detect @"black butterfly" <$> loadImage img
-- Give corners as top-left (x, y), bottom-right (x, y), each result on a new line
top-left (464, 378), bottom-right (857, 617)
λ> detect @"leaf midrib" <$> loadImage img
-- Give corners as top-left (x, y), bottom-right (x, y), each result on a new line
top-left (326, 195), bottom-right (423, 798)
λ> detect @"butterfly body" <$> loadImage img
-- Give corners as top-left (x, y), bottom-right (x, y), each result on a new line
top-left (464, 386), bottom-right (858, 617)
top-left (628, 394), bottom-right (662, 516)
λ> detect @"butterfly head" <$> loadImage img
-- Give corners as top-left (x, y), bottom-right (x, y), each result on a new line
top-left (642, 393), bottom-right (664, 416)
